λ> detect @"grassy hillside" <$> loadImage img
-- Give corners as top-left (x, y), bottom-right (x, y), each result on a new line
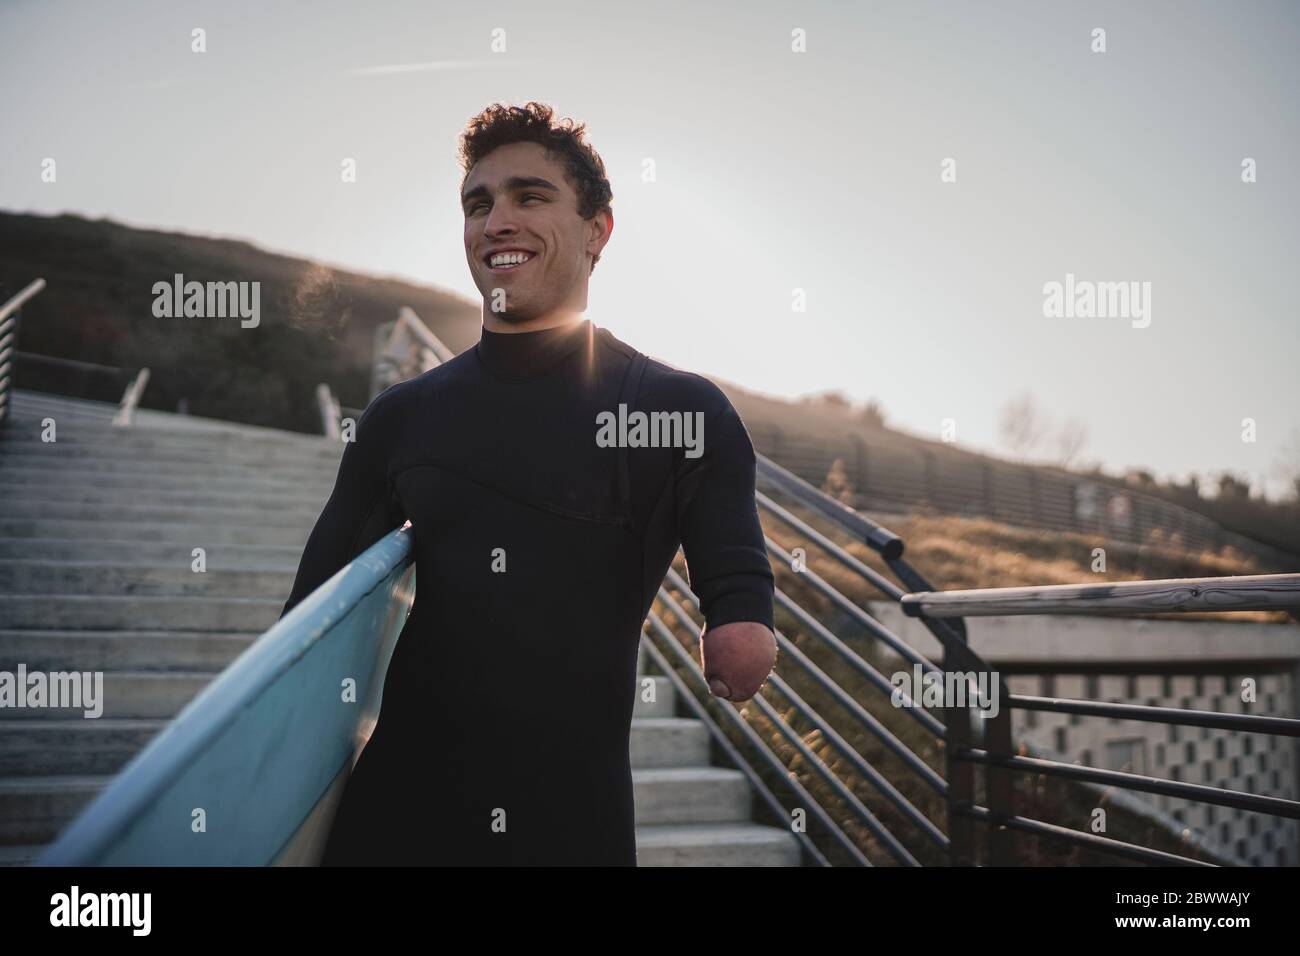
top-left (0, 211), bottom-right (481, 434)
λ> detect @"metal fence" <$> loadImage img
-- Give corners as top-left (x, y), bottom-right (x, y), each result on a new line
top-left (745, 419), bottom-right (1298, 571)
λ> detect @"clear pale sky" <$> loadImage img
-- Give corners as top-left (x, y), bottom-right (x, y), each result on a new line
top-left (2, 0), bottom-right (1297, 499)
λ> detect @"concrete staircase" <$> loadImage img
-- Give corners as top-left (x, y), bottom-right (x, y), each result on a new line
top-left (0, 390), bottom-right (799, 866)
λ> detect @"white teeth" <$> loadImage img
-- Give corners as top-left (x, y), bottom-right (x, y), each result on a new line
top-left (489, 252), bottom-right (532, 267)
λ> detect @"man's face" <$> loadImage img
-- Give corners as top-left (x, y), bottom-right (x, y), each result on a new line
top-left (461, 141), bottom-right (607, 324)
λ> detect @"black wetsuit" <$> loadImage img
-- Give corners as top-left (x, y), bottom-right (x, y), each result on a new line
top-left (279, 319), bottom-right (774, 866)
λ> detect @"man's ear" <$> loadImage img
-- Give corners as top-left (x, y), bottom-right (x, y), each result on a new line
top-left (588, 207), bottom-right (613, 259)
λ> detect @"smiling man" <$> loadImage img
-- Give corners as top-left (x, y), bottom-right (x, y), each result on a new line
top-left (280, 101), bottom-right (777, 866)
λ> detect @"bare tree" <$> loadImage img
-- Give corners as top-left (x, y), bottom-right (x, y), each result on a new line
top-left (1052, 416), bottom-right (1089, 468)
top-left (857, 397), bottom-right (886, 427)
top-left (997, 391), bottom-right (1051, 460)
top-left (1270, 426), bottom-right (1300, 503)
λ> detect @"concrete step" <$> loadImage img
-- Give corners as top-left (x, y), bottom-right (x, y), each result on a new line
top-left (0, 561), bottom-right (296, 598)
top-left (0, 469), bottom-right (335, 498)
top-left (0, 442), bottom-right (343, 471)
top-left (0, 775), bottom-right (111, 845)
top-left (635, 823), bottom-right (801, 866)
top-left (629, 718), bottom-right (708, 768)
top-left (0, 539), bottom-right (306, 567)
top-left (0, 671), bottom-right (217, 719)
top-left (0, 518), bottom-right (311, 546)
top-left (0, 445), bottom-right (336, 472)
top-left (632, 767), bottom-right (752, 825)
top-left (0, 429), bottom-right (344, 458)
top-left (0, 844), bottom-right (43, 867)
top-left (0, 458), bottom-right (332, 484)
top-left (0, 501), bottom-right (320, 528)
top-left (0, 630), bottom-right (256, 671)
top-left (0, 484), bottom-right (329, 511)
top-left (631, 675), bottom-right (675, 718)
top-left (0, 595), bottom-right (283, 631)
top-left (8, 393), bottom-right (118, 422)
top-left (0, 719), bottom-right (168, 775)
top-left (9, 392), bottom-right (347, 445)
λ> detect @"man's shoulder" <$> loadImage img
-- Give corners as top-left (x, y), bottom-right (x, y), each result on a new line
top-left (640, 358), bottom-right (738, 421)
top-left (596, 327), bottom-right (736, 418)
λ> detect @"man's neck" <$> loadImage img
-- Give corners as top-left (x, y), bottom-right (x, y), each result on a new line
top-left (481, 306), bottom-right (586, 335)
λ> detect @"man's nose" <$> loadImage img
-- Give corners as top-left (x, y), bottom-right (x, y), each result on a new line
top-left (483, 204), bottom-right (519, 237)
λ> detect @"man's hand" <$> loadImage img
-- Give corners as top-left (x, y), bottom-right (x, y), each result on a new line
top-left (701, 621), bottom-right (777, 701)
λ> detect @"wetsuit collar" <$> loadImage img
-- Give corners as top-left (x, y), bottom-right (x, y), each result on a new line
top-left (475, 318), bottom-right (594, 381)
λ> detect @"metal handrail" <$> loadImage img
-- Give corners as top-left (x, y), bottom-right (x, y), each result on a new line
top-left (0, 279), bottom-right (46, 427)
top-left (0, 278), bottom-right (45, 324)
top-left (752, 446), bottom-right (1300, 866)
top-left (110, 367), bottom-right (150, 427)
top-left (316, 383), bottom-right (342, 439)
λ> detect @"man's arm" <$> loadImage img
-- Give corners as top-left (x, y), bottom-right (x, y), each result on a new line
top-left (674, 388), bottom-right (778, 702)
top-left (279, 401), bottom-right (405, 619)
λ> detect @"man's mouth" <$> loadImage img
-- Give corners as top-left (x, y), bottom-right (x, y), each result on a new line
top-left (484, 250), bottom-right (535, 273)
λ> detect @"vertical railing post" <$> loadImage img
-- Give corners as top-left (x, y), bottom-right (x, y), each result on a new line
top-left (944, 641), bottom-right (977, 865)
top-left (982, 679), bottom-right (1017, 865)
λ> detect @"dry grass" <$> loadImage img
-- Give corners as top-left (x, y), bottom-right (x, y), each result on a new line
top-left (777, 507), bottom-right (1296, 624)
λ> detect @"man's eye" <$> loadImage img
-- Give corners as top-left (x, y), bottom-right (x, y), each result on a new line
top-left (522, 194), bottom-right (544, 203)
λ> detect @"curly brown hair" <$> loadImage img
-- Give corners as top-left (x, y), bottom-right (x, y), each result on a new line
top-left (458, 101), bottom-right (613, 273)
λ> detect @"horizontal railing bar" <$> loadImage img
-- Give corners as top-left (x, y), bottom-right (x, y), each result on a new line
top-left (762, 538), bottom-right (939, 675)
top-left (756, 454), bottom-right (905, 559)
top-left (1010, 694), bottom-right (1300, 737)
top-left (643, 613), bottom-right (850, 865)
top-left (958, 804), bottom-right (1216, 867)
top-left (957, 749), bottom-right (1300, 819)
top-left (902, 573), bottom-right (1300, 618)
top-left (756, 491), bottom-right (905, 601)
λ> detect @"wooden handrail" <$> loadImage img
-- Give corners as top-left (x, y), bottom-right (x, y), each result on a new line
top-left (901, 572), bottom-right (1300, 618)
